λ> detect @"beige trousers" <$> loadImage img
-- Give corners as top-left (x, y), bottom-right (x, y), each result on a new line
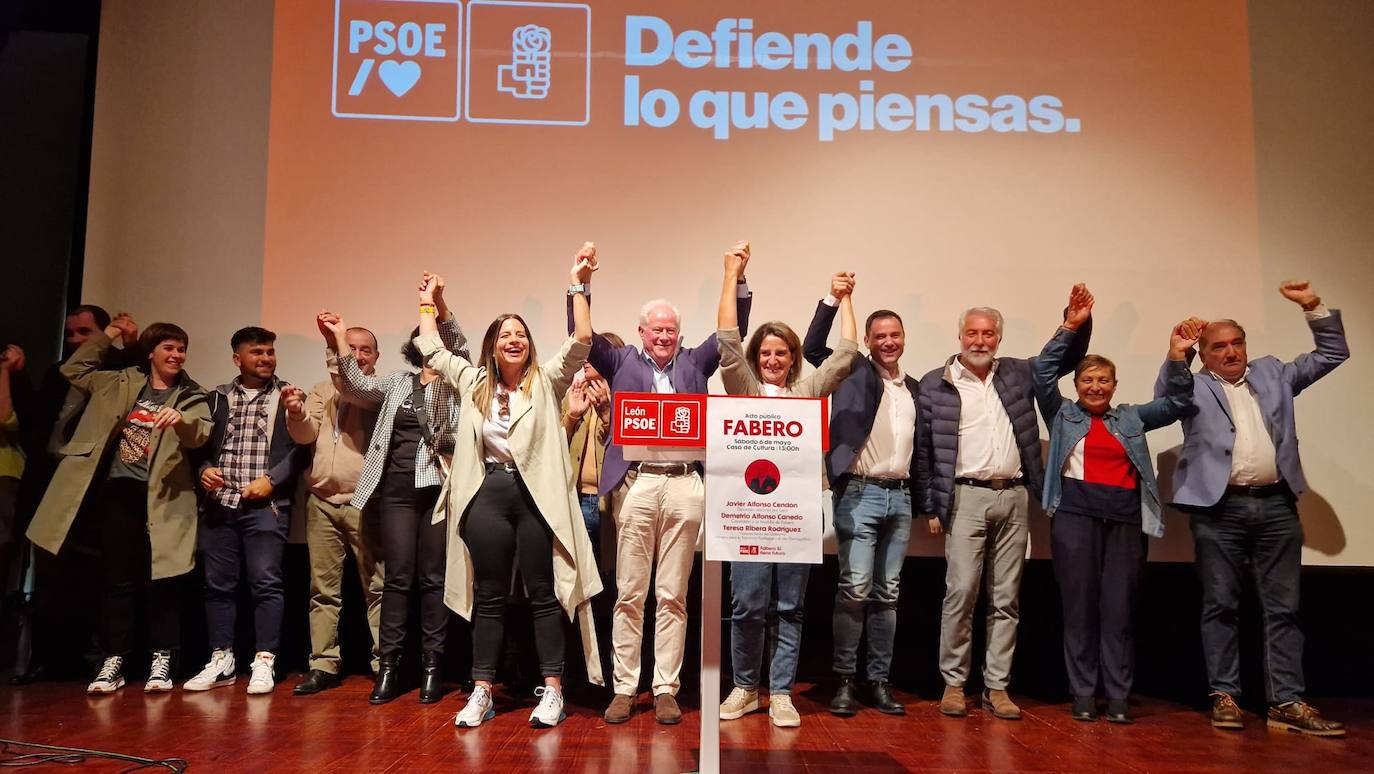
top-left (938, 483), bottom-right (1029, 691)
top-left (306, 494), bottom-right (384, 674)
top-left (609, 470), bottom-right (704, 697)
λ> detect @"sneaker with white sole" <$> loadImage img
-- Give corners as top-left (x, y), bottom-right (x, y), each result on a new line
top-left (144, 650), bottom-right (173, 693)
top-left (247, 652), bottom-right (276, 695)
top-left (769, 693), bottom-right (802, 727)
top-left (719, 686), bottom-right (760, 720)
top-left (529, 686), bottom-right (566, 728)
top-left (184, 649), bottom-right (236, 691)
top-left (87, 656), bottom-right (125, 694)
top-left (455, 684), bottom-right (495, 728)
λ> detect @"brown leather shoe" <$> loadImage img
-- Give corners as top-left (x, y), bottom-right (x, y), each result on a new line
top-left (982, 689), bottom-right (1022, 720)
top-left (604, 693), bottom-right (634, 724)
top-left (939, 685), bottom-right (968, 717)
top-left (1210, 692), bottom-right (1244, 730)
top-left (1268, 701), bottom-right (1346, 737)
top-left (654, 692), bottom-right (682, 725)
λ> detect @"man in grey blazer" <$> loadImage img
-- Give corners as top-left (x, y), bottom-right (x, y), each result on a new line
top-left (1159, 280), bottom-right (1348, 736)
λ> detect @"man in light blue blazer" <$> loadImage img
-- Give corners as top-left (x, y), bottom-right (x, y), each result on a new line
top-left (1157, 280), bottom-right (1348, 736)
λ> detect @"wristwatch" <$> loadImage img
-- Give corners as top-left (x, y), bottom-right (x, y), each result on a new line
top-left (568, 283), bottom-right (588, 296)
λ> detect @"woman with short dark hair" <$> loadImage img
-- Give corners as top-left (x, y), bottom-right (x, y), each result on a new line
top-left (27, 314), bottom-right (213, 694)
top-left (1035, 285), bottom-right (1198, 724)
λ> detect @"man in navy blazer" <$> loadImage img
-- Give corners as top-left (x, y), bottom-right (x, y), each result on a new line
top-left (1158, 280), bottom-right (1348, 736)
top-left (570, 242), bottom-right (752, 725)
top-left (804, 294), bottom-right (918, 717)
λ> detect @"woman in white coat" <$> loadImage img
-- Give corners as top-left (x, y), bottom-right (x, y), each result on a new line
top-left (414, 245), bottom-right (602, 729)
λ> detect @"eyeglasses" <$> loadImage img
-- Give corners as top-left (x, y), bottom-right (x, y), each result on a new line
top-left (496, 389), bottom-right (510, 421)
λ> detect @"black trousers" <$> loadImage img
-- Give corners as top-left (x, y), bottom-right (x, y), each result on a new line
top-left (99, 478), bottom-right (180, 657)
top-left (376, 472), bottom-right (447, 656)
top-left (463, 468), bottom-right (563, 681)
top-left (1051, 510), bottom-right (1146, 700)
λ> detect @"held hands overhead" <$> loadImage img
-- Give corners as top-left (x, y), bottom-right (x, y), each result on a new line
top-left (105, 312), bottom-right (139, 344)
top-left (571, 242), bottom-right (599, 285)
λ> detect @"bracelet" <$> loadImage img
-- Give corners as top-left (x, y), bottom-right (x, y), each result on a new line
top-left (419, 304), bottom-right (437, 315)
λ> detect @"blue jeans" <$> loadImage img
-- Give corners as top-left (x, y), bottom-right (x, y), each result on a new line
top-left (832, 478), bottom-right (912, 680)
top-left (1190, 490), bottom-right (1304, 703)
top-left (200, 502), bottom-right (289, 652)
top-left (730, 561), bottom-right (811, 694)
top-left (578, 493), bottom-right (602, 564)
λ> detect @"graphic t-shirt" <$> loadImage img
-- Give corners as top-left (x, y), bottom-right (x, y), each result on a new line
top-left (108, 383), bottom-right (176, 482)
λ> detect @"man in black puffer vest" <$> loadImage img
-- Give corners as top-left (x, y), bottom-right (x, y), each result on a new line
top-left (916, 302), bottom-right (1089, 720)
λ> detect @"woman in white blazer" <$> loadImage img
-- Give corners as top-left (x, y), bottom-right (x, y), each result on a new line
top-left (414, 245), bottom-right (601, 730)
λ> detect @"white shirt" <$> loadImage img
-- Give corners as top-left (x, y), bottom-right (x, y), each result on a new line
top-left (1211, 368), bottom-right (1280, 486)
top-left (482, 392), bottom-right (513, 464)
top-left (849, 364), bottom-right (916, 479)
top-left (947, 358), bottom-right (1022, 480)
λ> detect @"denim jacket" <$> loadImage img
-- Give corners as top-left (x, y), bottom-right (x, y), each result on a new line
top-left (1033, 326), bottom-right (1193, 538)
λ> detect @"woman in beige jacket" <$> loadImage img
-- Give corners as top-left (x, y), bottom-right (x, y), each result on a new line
top-left (715, 247), bottom-right (861, 728)
top-left (27, 316), bottom-right (212, 695)
top-left (414, 245), bottom-right (601, 729)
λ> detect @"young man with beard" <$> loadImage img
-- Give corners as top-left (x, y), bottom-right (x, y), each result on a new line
top-left (188, 327), bottom-right (308, 695)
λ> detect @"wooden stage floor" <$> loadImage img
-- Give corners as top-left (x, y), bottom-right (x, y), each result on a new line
top-left (0, 679), bottom-right (1368, 772)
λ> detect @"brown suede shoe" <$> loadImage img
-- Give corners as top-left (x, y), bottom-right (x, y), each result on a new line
top-left (655, 692), bottom-right (682, 725)
top-left (939, 685), bottom-right (968, 717)
top-left (1210, 692), bottom-right (1243, 730)
top-left (604, 693), bottom-right (634, 724)
top-left (982, 689), bottom-right (1022, 720)
top-left (1268, 701), bottom-right (1346, 737)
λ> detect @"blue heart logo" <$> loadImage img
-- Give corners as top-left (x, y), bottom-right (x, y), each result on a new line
top-left (378, 60), bottom-right (421, 97)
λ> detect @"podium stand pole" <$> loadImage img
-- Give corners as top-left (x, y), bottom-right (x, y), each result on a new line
top-left (698, 556), bottom-right (722, 774)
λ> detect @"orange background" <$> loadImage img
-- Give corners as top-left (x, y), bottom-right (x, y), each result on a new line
top-left (264, 0), bottom-right (1258, 366)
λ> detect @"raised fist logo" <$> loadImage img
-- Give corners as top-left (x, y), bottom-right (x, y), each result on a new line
top-left (669, 406), bottom-right (693, 435)
top-left (497, 24), bottom-right (552, 99)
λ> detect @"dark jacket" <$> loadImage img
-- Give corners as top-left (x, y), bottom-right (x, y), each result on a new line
top-left (915, 319), bottom-right (1091, 527)
top-left (197, 378), bottom-right (309, 510)
top-left (802, 300), bottom-right (920, 487)
top-left (567, 290), bottom-right (752, 496)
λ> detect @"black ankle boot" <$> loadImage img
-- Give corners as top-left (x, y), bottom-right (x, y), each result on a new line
top-left (419, 651), bottom-right (443, 704)
top-left (869, 680), bottom-right (906, 715)
top-left (369, 654), bottom-right (403, 705)
top-left (829, 675), bottom-right (859, 716)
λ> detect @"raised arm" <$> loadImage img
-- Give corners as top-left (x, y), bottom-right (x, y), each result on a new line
top-left (0, 345), bottom-right (22, 424)
top-left (546, 246), bottom-right (598, 399)
top-left (1137, 319), bottom-right (1202, 430)
top-left (796, 275), bottom-right (861, 397)
top-left (1276, 280), bottom-right (1349, 395)
top-left (321, 311), bottom-right (389, 404)
top-left (803, 275), bottom-right (850, 367)
top-left (416, 272), bottom-right (480, 391)
top-left (1033, 285), bottom-right (1093, 419)
top-left (60, 314), bottom-right (136, 395)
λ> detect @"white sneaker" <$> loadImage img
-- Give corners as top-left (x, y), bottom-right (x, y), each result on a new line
top-left (247, 652), bottom-right (276, 695)
top-left (529, 686), bottom-right (566, 728)
top-left (184, 649), bottom-right (235, 691)
top-left (769, 694), bottom-right (802, 727)
top-left (719, 686), bottom-right (760, 720)
top-left (144, 650), bottom-right (173, 693)
top-left (455, 684), bottom-right (495, 728)
top-left (87, 656), bottom-right (125, 694)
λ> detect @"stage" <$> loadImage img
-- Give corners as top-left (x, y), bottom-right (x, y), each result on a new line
top-left (1, 680), bottom-right (1368, 772)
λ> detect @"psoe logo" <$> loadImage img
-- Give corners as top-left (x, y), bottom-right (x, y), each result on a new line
top-left (466, 0), bottom-right (591, 125)
top-left (332, 0), bottom-right (463, 122)
top-left (738, 545), bottom-right (761, 556)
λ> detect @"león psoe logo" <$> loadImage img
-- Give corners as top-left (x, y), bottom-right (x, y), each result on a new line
top-left (497, 24), bottom-right (552, 99)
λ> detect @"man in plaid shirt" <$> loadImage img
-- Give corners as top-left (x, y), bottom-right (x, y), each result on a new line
top-left (187, 327), bottom-right (308, 695)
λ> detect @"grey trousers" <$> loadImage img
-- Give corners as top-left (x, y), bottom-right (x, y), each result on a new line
top-left (938, 484), bottom-right (1029, 690)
